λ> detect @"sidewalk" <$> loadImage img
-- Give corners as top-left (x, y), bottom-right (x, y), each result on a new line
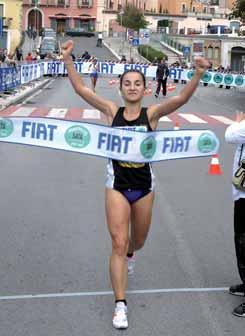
top-left (103, 37), bottom-right (148, 63)
top-left (0, 78), bottom-right (52, 110)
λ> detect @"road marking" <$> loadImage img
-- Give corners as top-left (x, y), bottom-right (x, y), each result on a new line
top-left (47, 108), bottom-right (68, 118)
top-left (11, 106), bottom-right (36, 116)
top-left (159, 116), bottom-right (171, 122)
top-left (179, 113), bottom-right (207, 123)
top-left (0, 287), bottom-right (229, 301)
top-left (83, 109), bottom-right (101, 119)
top-left (209, 115), bottom-right (234, 125)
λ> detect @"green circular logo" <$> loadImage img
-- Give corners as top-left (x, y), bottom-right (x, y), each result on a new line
top-left (235, 75), bottom-right (244, 86)
top-left (198, 133), bottom-right (217, 153)
top-left (65, 125), bottom-right (90, 148)
top-left (224, 74), bottom-right (233, 85)
top-left (0, 118), bottom-right (13, 137)
top-left (202, 72), bottom-right (212, 83)
top-left (213, 73), bottom-right (223, 84)
top-left (187, 70), bottom-right (194, 80)
top-left (140, 136), bottom-right (157, 159)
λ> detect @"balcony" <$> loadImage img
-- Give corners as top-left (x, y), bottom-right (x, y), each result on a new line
top-left (77, 0), bottom-right (93, 7)
top-left (182, 11), bottom-right (226, 19)
top-left (22, 0), bottom-right (70, 7)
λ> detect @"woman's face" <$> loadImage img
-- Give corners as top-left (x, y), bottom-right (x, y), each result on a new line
top-left (120, 72), bottom-right (145, 103)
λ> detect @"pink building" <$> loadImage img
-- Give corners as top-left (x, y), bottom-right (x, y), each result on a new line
top-left (22, 0), bottom-right (97, 34)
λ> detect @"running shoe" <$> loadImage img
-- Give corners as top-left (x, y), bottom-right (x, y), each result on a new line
top-left (126, 253), bottom-right (136, 275)
top-left (233, 302), bottom-right (245, 317)
top-left (112, 302), bottom-right (128, 329)
top-left (229, 284), bottom-right (245, 296)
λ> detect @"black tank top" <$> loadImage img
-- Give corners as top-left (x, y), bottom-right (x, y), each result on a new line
top-left (109, 107), bottom-right (154, 190)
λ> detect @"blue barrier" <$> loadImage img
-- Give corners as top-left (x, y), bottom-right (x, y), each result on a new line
top-left (0, 62), bottom-right (244, 93)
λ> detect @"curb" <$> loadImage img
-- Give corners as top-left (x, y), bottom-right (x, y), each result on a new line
top-left (103, 41), bottom-right (121, 60)
top-left (0, 78), bottom-right (52, 110)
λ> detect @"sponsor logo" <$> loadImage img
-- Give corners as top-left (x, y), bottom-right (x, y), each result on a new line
top-left (235, 75), bottom-right (244, 86)
top-left (224, 74), bottom-right (233, 85)
top-left (198, 132), bottom-right (217, 153)
top-left (0, 118), bottom-right (14, 137)
top-left (202, 72), bottom-right (212, 83)
top-left (65, 125), bottom-right (90, 148)
top-left (140, 136), bottom-right (157, 159)
top-left (187, 70), bottom-right (194, 80)
top-left (213, 73), bottom-right (223, 84)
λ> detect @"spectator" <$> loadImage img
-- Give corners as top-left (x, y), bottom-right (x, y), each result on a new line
top-left (225, 111), bottom-right (245, 317)
top-left (97, 32), bottom-right (103, 47)
top-left (16, 48), bottom-right (23, 61)
top-left (25, 52), bottom-right (33, 61)
top-left (121, 55), bottom-right (127, 63)
top-left (155, 58), bottom-right (169, 98)
top-left (82, 51), bottom-right (91, 60)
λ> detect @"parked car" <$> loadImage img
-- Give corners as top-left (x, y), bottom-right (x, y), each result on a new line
top-left (65, 28), bottom-right (94, 37)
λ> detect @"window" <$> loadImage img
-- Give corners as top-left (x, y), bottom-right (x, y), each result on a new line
top-left (182, 4), bottom-right (186, 13)
top-left (192, 6), bottom-right (195, 13)
top-left (0, 4), bottom-right (3, 17)
top-left (207, 46), bottom-right (213, 59)
top-left (214, 47), bottom-right (220, 59)
top-left (203, 7), bottom-right (207, 13)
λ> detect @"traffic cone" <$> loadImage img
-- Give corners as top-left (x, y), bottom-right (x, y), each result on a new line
top-left (173, 120), bottom-right (180, 130)
top-left (167, 84), bottom-right (176, 92)
top-left (208, 154), bottom-right (223, 175)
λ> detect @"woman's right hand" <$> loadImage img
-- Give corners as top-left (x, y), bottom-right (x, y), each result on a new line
top-left (236, 111), bottom-right (245, 123)
top-left (61, 40), bottom-right (74, 61)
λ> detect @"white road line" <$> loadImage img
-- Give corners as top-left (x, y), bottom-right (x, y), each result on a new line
top-left (47, 108), bottom-right (68, 119)
top-left (11, 106), bottom-right (36, 116)
top-left (0, 287), bottom-right (228, 301)
top-left (83, 109), bottom-right (101, 119)
top-left (209, 115), bottom-right (234, 125)
top-left (178, 113), bottom-right (207, 123)
top-left (159, 116), bottom-right (171, 122)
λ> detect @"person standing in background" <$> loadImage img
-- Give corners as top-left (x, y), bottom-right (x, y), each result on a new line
top-left (97, 32), bottom-right (103, 47)
top-left (155, 58), bottom-right (169, 98)
top-left (225, 111), bottom-right (245, 317)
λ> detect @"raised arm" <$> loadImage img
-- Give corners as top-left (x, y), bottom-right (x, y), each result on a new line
top-left (62, 40), bottom-right (118, 120)
top-left (148, 57), bottom-right (210, 129)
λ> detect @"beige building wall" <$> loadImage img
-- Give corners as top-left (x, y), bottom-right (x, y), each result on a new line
top-left (1, 0), bottom-right (22, 54)
top-left (104, 0), bottom-right (158, 12)
top-left (158, 0), bottom-right (205, 15)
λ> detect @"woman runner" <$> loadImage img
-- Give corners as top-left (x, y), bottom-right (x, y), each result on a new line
top-left (88, 58), bottom-right (99, 92)
top-left (62, 40), bottom-right (209, 329)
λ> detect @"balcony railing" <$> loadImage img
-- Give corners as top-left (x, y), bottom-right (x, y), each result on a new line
top-left (77, 0), bottom-right (93, 7)
top-left (23, 0), bottom-right (70, 6)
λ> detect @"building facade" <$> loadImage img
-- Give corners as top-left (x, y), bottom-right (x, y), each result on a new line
top-left (0, 0), bottom-right (23, 54)
top-left (22, 0), bottom-right (97, 34)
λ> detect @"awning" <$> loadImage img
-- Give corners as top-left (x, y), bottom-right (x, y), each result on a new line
top-left (49, 15), bottom-right (72, 19)
top-left (73, 16), bottom-right (96, 20)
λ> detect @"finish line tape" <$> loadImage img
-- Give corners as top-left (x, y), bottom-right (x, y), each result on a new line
top-left (0, 117), bottom-right (219, 162)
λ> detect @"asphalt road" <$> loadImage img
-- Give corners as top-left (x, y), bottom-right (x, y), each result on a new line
top-left (0, 39), bottom-right (244, 335)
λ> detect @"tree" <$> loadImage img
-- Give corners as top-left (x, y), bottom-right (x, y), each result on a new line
top-left (231, 0), bottom-right (245, 22)
top-left (116, 4), bottom-right (148, 31)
